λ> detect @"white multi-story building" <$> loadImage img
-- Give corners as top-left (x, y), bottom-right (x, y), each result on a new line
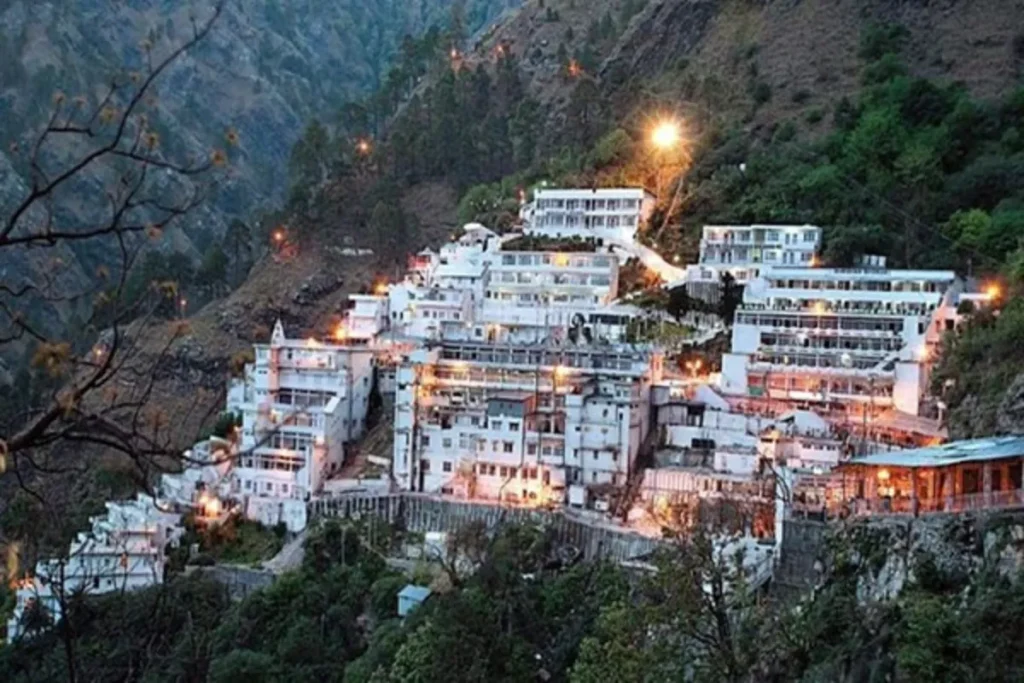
top-left (684, 224), bottom-right (823, 299)
top-left (343, 294), bottom-right (389, 342)
top-left (521, 187), bottom-right (655, 243)
top-left (392, 341), bottom-right (662, 506)
top-left (7, 495), bottom-right (182, 640)
top-left (720, 261), bottom-right (962, 416)
top-left (227, 320), bottom-right (376, 530)
top-left (386, 224), bottom-right (643, 346)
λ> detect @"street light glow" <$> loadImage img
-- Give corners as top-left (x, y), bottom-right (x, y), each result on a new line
top-left (984, 283), bottom-right (1002, 301)
top-left (650, 120), bottom-right (681, 150)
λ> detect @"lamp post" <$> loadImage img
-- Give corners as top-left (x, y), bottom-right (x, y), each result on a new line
top-left (649, 119), bottom-right (682, 201)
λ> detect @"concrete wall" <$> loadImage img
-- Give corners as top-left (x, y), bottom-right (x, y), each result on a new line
top-left (310, 494), bottom-right (663, 563)
top-left (773, 517), bottom-right (826, 601)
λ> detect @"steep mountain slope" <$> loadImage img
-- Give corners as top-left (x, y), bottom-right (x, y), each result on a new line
top-left (469, 0), bottom-right (1024, 134)
top-left (0, 0), bottom-right (518, 354)
top-left (9, 0), bottom-right (1021, 443)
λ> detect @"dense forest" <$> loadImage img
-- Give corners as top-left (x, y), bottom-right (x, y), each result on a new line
top-left (3, 518), bottom-right (1024, 682)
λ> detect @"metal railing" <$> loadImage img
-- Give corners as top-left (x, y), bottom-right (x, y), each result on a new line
top-left (846, 489), bottom-right (1024, 516)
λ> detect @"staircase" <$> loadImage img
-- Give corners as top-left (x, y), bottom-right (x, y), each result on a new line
top-left (613, 422), bottom-right (663, 520)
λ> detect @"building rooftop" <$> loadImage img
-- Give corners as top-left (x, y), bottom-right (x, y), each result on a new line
top-left (534, 187), bottom-right (650, 198)
top-left (398, 584), bottom-right (432, 602)
top-left (842, 435), bottom-right (1024, 469)
top-left (434, 262), bottom-right (485, 279)
top-left (760, 266), bottom-right (957, 282)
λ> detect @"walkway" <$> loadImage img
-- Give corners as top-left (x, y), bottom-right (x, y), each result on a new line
top-left (606, 237), bottom-right (687, 285)
top-left (262, 530), bottom-right (307, 574)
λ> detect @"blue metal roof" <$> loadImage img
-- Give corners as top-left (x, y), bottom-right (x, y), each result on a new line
top-left (398, 585), bottom-right (432, 602)
top-left (845, 435), bottom-right (1024, 469)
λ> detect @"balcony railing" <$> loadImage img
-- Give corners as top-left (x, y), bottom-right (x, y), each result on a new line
top-left (846, 490), bottom-right (1024, 516)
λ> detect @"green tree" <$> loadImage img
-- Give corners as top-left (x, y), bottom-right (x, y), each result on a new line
top-left (718, 272), bottom-right (743, 325)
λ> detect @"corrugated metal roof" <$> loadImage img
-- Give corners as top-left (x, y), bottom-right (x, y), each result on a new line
top-left (843, 435), bottom-right (1024, 469)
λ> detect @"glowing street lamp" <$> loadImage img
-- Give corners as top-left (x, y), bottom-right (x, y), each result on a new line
top-left (355, 138), bottom-right (372, 156)
top-left (984, 282), bottom-right (1002, 302)
top-left (650, 119), bottom-right (682, 151)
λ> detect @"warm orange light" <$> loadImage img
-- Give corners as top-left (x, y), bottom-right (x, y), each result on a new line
top-left (567, 60), bottom-right (581, 78)
top-left (810, 255), bottom-right (821, 267)
top-left (877, 468), bottom-right (890, 482)
top-left (333, 324), bottom-right (347, 342)
top-left (305, 337), bottom-right (320, 347)
top-left (553, 253), bottom-right (570, 267)
top-left (813, 301), bottom-right (826, 315)
top-left (650, 119), bottom-right (682, 151)
top-left (916, 345), bottom-right (930, 361)
top-left (205, 497), bottom-right (222, 517)
top-left (554, 365), bottom-right (571, 379)
top-left (374, 281), bottom-right (389, 296)
top-left (450, 48), bottom-right (460, 60)
top-left (355, 139), bottom-right (371, 156)
top-left (984, 283), bottom-right (1002, 301)
top-left (273, 229), bottom-right (285, 242)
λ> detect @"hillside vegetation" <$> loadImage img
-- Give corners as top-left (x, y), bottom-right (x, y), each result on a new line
top-left (0, 0), bottom-right (516, 368)
top-left (5, 519), bottom-right (1024, 682)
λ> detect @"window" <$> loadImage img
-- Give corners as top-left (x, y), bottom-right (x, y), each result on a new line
top-left (491, 420), bottom-right (502, 431)
top-left (499, 466), bottom-right (508, 477)
top-left (527, 444), bottom-right (537, 455)
top-left (508, 421), bottom-right (520, 431)
top-left (421, 435), bottom-right (430, 447)
top-left (442, 438), bottom-right (452, 449)
top-left (804, 230), bottom-right (816, 242)
top-left (503, 442), bottom-right (514, 453)
top-left (282, 484), bottom-right (289, 493)
top-left (443, 461), bottom-right (453, 473)
top-left (265, 482), bottom-right (273, 491)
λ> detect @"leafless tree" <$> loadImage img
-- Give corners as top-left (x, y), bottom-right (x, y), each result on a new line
top-left (0, 2), bottom-right (230, 498)
top-left (0, 10), bottom-right (248, 641)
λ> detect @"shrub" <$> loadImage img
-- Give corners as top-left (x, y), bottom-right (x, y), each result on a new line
top-left (752, 81), bottom-right (772, 105)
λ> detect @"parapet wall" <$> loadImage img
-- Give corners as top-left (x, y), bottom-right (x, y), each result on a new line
top-left (310, 494), bottom-right (663, 563)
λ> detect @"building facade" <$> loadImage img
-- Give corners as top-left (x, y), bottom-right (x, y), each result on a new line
top-left (392, 341), bottom-right (661, 506)
top-left (386, 225), bottom-right (641, 346)
top-left (227, 320), bottom-right (376, 530)
top-left (720, 262), bottom-right (961, 416)
top-left (520, 187), bottom-right (655, 243)
top-left (685, 224), bottom-right (823, 300)
top-left (7, 495), bottom-right (182, 640)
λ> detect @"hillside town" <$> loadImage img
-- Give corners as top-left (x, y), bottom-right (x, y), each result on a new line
top-left (10, 183), bottom-right (1013, 636)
